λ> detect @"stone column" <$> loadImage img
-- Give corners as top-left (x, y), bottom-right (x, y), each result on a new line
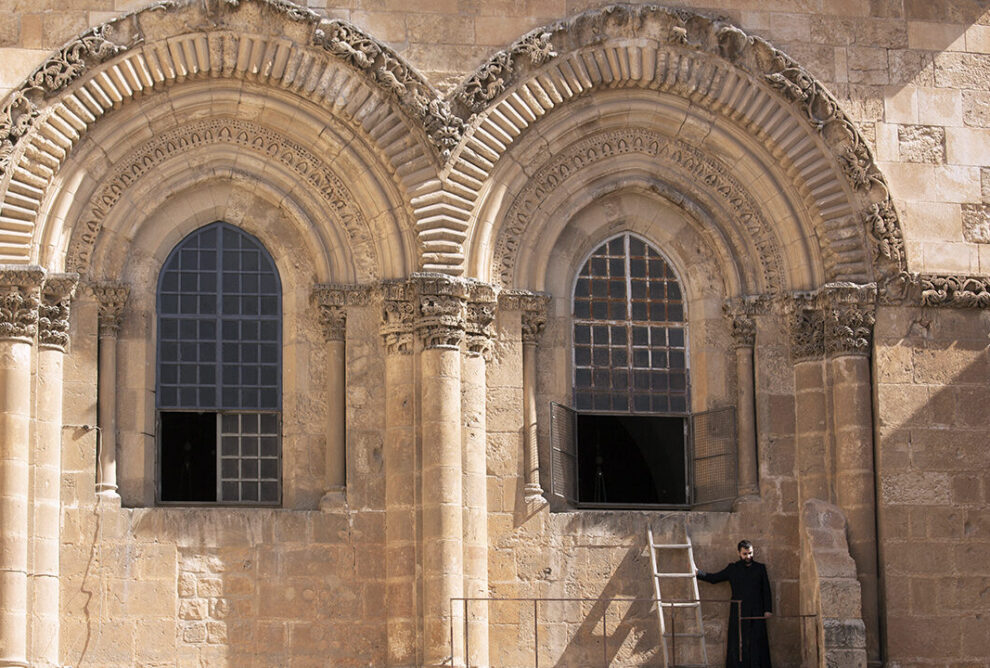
top-left (520, 296), bottom-right (548, 504)
top-left (790, 302), bottom-right (828, 505)
top-left (380, 282), bottom-right (418, 666)
top-left (416, 275), bottom-right (466, 667)
top-left (91, 282), bottom-right (128, 501)
top-left (0, 266), bottom-right (44, 668)
top-left (824, 286), bottom-right (880, 666)
top-left (30, 274), bottom-right (77, 668)
top-left (315, 286), bottom-right (347, 509)
top-left (732, 314), bottom-right (759, 496)
top-left (462, 285), bottom-right (495, 667)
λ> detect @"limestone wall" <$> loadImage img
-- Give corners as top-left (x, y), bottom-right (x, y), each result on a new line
top-left (1, 1), bottom-right (989, 277)
top-left (875, 305), bottom-right (990, 665)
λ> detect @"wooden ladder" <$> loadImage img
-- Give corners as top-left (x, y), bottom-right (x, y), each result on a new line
top-left (647, 528), bottom-right (709, 668)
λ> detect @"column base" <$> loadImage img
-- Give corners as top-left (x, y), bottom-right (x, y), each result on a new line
top-left (524, 486), bottom-right (547, 510)
top-left (95, 488), bottom-right (121, 507)
top-left (0, 659), bottom-right (30, 667)
top-left (319, 487), bottom-right (347, 511)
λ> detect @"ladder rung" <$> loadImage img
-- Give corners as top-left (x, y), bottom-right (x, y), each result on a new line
top-left (654, 572), bottom-right (696, 577)
top-left (670, 663), bottom-right (708, 667)
top-left (660, 601), bottom-right (700, 607)
top-left (666, 632), bottom-right (705, 638)
top-left (652, 543), bottom-right (692, 548)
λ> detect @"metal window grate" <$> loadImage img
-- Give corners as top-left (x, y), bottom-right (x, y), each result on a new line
top-left (219, 412), bottom-right (281, 504)
top-left (573, 233), bottom-right (688, 414)
top-left (691, 407), bottom-right (737, 505)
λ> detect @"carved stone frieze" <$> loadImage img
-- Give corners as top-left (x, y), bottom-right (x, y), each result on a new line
top-left (458, 30), bottom-right (556, 111)
top-left (39, 273), bottom-right (79, 351)
top-left (91, 282), bottom-right (129, 338)
top-left (415, 274), bottom-right (467, 350)
top-left (314, 20), bottom-right (381, 68)
top-left (919, 274), bottom-right (990, 309)
top-left (0, 266), bottom-right (45, 342)
top-left (65, 120), bottom-right (377, 278)
top-left (494, 128), bottom-right (784, 290)
top-left (825, 305), bottom-right (875, 356)
top-left (380, 281), bottom-right (415, 355)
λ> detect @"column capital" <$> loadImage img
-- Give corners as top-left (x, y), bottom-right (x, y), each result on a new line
top-left (380, 281), bottom-right (415, 355)
top-left (91, 281), bottom-right (129, 338)
top-left (519, 293), bottom-right (550, 344)
top-left (731, 314), bottom-right (756, 348)
top-left (0, 265), bottom-right (45, 343)
top-left (465, 282), bottom-right (497, 357)
top-left (414, 273), bottom-right (467, 350)
top-left (39, 273), bottom-right (79, 351)
top-left (789, 299), bottom-right (824, 363)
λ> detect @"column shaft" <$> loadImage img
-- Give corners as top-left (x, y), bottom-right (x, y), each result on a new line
top-left (0, 339), bottom-right (32, 668)
top-left (735, 344), bottom-right (758, 495)
top-left (522, 340), bottom-right (541, 500)
top-left (795, 359), bottom-right (829, 504)
top-left (461, 352), bottom-right (488, 667)
top-left (421, 347), bottom-right (463, 667)
top-left (831, 355), bottom-right (880, 665)
top-left (30, 349), bottom-right (63, 667)
top-left (96, 332), bottom-right (117, 497)
top-left (322, 338), bottom-right (346, 504)
top-left (385, 352), bottom-right (417, 666)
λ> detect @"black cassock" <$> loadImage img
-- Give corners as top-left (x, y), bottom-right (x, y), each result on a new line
top-left (696, 560), bottom-right (772, 668)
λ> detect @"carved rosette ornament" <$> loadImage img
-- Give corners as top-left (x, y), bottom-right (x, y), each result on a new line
top-left (91, 282), bottom-right (129, 338)
top-left (465, 283), bottom-right (497, 357)
top-left (415, 275), bottom-right (467, 350)
top-left (39, 273), bottom-right (79, 351)
top-left (790, 306), bottom-right (825, 363)
top-left (380, 282), bottom-right (415, 356)
top-left (0, 266), bottom-right (45, 342)
top-left (520, 294), bottom-right (550, 344)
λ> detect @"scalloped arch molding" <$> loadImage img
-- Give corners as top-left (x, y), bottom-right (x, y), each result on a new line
top-left (0, 0), bottom-right (903, 290)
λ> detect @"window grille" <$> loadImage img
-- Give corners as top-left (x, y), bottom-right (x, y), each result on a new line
top-left (156, 222), bottom-right (282, 505)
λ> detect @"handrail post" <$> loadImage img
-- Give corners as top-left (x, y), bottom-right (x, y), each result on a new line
top-left (463, 599), bottom-right (469, 668)
top-left (534, 599), bottom-right (539, 668)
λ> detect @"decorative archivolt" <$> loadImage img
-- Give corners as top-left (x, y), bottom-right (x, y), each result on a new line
top-left (492, 128), bottom-right (787, 292)
top-left (64, 119), bottom-right (380, 279)
top-left (0, 0), bottom-right (442, 266)
top-left (438, 4), bottom-right (906, 283)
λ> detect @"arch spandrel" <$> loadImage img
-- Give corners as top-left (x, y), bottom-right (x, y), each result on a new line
top-left (447, 4), bottom-right (905, 291)
top-left (0, 0), bottom-right (453, 274)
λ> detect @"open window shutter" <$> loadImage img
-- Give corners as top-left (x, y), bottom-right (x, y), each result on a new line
top-left (690, 407), bottom-right (737, 506)
top-left (549, 402), bottom-right (578, 505)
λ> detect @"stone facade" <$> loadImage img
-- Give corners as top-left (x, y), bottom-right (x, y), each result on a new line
top-left (0, 0), bottom-right (988, 666)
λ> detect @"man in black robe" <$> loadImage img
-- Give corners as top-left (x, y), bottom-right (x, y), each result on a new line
top-left (696, 539), bottom-right (772, 667)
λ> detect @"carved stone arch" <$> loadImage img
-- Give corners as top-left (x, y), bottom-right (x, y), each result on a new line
top-left (447, 4), bottom-right (904, 287)
top-left (50, 82), bottom-right (402, 282)
top-left (0, 0), bottom-right (454, 271)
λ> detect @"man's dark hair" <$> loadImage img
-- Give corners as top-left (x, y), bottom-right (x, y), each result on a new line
top-left (737, 539), bottom-right (753, 551)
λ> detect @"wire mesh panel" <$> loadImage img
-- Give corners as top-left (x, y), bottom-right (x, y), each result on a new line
top-left (691, 407), bottom-right (737, 505)
top-left (550, 402), bottom-right (577, 505)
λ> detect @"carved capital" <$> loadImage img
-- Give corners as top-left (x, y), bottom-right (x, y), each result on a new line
top-left (731, 314), bottom-right (756, 347)
top-left (825, 305), bottom-right (875, 357)
top-left (789, 302), bottom-right (824, 362)
top-left (312, 285), bottom-right (347, 342)
top-left (91, 282), bottom-right (129, 338)
top-left (0, 266), bottom-right (45, 342)
top-left (39, 273), bottom-right (79, 351)
top-left (465, 282), bottom-right (497, 357)
top-left (415, 274), bottom-right (467, 350)
top-left (380, 281), bottom-right (415, 355)
top-left (520, 293), bottom-right (550, 344)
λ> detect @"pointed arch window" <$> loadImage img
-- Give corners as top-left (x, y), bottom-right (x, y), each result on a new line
top-left (156, 222), bottom-right (282, 505)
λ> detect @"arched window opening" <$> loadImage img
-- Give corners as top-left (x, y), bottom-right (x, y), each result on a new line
top-left (551, 233), bottom-right (736, 509)
top-left (156, 222), bottom-right (282, 505)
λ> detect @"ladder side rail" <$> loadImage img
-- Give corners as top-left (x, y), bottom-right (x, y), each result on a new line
top-left (647, 529), bottom-right (671, 668)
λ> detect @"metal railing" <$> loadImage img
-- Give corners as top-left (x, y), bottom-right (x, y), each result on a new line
top-left (449, 596), bottom-right (820, 667)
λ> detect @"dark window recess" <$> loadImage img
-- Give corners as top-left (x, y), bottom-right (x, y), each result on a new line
top-left (156, 222), bottom-right (282, 505)
top-left (550, 403), bottom-right (737, 508)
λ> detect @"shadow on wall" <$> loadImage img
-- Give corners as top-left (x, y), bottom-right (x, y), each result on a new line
top-left (874, 306), bottom-right (990, 663)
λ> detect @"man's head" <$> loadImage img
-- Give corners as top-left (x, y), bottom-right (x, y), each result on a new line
top-left (737, 539), bottom-right (754, 563)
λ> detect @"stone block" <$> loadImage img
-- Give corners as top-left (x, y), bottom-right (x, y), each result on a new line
top-left (822, 616), bottom-right (866, 649)
top-left (897, 125), bottom-right (945, 163)
top-left (880, 471), bottom-right (951, 506)
top-left (907, 20), bottom-right (968, 51)
top-left (918, 87), bottom-right (963, 127)
top-left (961, 204), bottom-right (990, 243)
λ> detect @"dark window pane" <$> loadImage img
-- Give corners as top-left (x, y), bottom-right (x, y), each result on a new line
top-left (669, 328), bottom-right (685, 347)
top-left (260, 459), bottom-right (278, 479)
top-left (574, 325), bottom-right (591, 344)
top-left (631, 302), bottom-right (647, 320)
top-left (575, 369), bottom-right (591, 387)
top-left (260, 481), bottom-right (279, 502)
